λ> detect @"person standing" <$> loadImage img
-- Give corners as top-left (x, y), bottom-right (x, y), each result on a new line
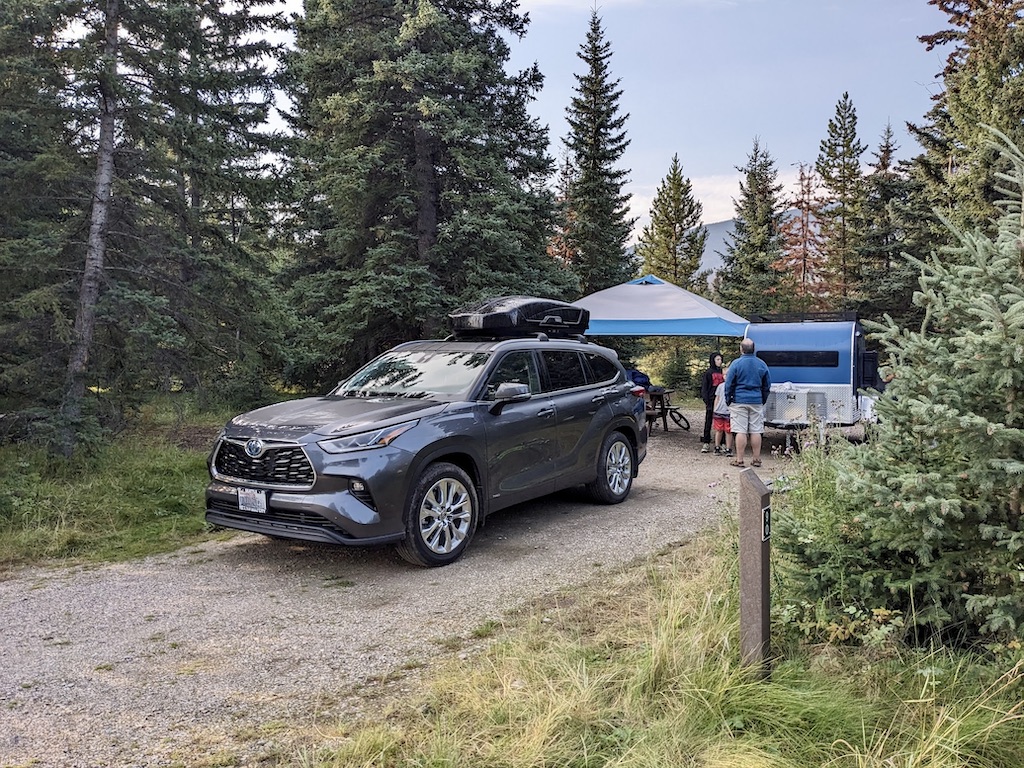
top-left (698, 351), bottom-right (725, 453)
top-left (724, 338), bottom-right (771, 468)
top-left (712, 363), bottom-right (734, 456)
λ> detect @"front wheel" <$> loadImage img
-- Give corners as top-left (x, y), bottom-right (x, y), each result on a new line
top-left (585, 431), bottom-right (634, 504)
top-left (396, 462), bottom-right (479, 567)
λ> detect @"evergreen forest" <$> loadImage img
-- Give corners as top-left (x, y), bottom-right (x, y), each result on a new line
top-left (2, 0), bottom-right (1023, 474)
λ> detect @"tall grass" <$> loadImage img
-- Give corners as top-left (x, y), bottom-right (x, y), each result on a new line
top-left (0, 395), bottom-right (225, 568)
top-left (297, 527), bottom-right (1024, 768)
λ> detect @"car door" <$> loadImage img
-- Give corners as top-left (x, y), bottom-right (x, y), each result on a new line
top-left (480, 350), bottom-right (557, 508)
top-left (539, 349), bottom-right (607, 485)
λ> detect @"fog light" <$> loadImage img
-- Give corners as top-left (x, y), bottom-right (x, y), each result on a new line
top-left (350, 480), bottom-right (366, 492)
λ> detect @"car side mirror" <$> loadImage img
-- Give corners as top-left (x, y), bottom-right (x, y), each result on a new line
top-left (489, 382), bottom-right (531, 414)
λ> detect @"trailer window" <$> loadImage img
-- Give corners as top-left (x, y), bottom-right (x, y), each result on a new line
top-left (757, 351), bottom-right (839, 368)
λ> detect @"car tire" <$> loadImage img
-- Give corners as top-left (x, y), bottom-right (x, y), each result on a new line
top-left (396, 462), bottom-right (479, 567)
top-left (585, 431), bottom-right (634, 504)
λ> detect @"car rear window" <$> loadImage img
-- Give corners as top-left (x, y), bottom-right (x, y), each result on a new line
top-left (583, 351), bottom-right (620, 384)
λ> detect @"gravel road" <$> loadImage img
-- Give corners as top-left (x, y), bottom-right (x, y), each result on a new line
top-left (0, 419), bottom-right (784, 767)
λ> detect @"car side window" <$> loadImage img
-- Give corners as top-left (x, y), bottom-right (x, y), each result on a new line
top-left (583, 352), bottom-right (620, 384)
top-left (483, 351), bottom-right (541, 400)
top-left (540, 350), bottom-right (588, 392)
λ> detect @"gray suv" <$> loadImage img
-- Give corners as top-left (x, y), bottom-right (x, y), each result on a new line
top-left (205, 297), bottom-right (648, 566)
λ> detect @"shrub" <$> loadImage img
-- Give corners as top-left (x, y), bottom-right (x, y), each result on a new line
top-left (774, 129), bottom-right (1024, 646)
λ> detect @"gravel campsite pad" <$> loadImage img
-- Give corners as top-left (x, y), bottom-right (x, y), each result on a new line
top-left (0, 413), bottom-right (795, 767)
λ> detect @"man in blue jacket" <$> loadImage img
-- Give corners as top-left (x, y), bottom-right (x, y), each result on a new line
top-left (724, 338), bottom-right (771, 468)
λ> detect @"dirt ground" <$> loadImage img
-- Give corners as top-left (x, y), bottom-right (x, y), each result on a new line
top-left (0, 405), bottom-right (810, 767)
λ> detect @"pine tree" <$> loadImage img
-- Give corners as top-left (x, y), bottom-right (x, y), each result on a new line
top-left (912, 1), bottom-right (1024, 230)
top-left (635, 154), bottom-right (708, 291)
top-left (815, 91), bottom-right (866, 307)
top-left (713, 138), bottom-right (786, 318)
top-left (780, 128), bottom-right (1024, 643)
top-left (285, 0), bottom-right (574, 386)
top-left (776, 163), bottom-right (829, 311)
top-left (562, 10), bottom-right (636, 296)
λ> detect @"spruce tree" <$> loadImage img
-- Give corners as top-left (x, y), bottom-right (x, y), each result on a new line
top-left (815, 91), bottom-right (866, 307)
top-left (635, 154), bottom-right (708, 291)
top-left (285, 0), bottom-right (574, 386)
top-left (561, 10), bottom-right (636, 296)
top-left (713, 138), bottom-right (786, 318)
top-left (779, 128), bottom-right (1024, 643)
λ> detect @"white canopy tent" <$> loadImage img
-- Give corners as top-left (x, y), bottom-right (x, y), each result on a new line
top-left (574, 274), bottom-right (749, 337)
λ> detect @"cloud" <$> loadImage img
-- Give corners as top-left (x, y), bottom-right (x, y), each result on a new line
top-left (690, 167), bottom-right (802, 224)
top-left (691, 175), bottom-right (741, 224)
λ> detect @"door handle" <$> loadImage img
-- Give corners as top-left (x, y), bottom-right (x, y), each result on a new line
top-left (536, 408), bottom-right (555, 418)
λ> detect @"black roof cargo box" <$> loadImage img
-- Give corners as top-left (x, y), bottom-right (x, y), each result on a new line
top-left (449, 296), bottom-right (589, 338)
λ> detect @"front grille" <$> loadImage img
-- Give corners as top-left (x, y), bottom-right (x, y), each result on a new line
top-left (208, 498), bottom-right (353, 540)
top-left (213, 439), bottom-right (315, 489)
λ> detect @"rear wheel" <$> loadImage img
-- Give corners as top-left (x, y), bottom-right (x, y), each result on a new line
top-left (669, 408), bottom-right (690, 430)
top-left (396, 462), bottom-right (479, 567)
top-left (585, 431), bottom-right (634, 504)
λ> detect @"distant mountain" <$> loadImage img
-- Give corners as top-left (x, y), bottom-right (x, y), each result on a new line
top-left (701, 218), bottom-right (734, 275)
top-left (700, 209), bottom-right (802, 276)
top-left (630, 216), bottom-right (774, 279)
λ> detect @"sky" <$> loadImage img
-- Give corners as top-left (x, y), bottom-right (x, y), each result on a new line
top-left (504, 0), bottom-right (949, 231)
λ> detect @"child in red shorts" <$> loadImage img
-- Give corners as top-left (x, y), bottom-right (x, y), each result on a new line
top-left (712, 365), bottom-right (734, 456)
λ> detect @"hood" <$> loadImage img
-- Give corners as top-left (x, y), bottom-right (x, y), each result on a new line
top-left (224, 395), bottom-right (448, 439)
top-left (708, 351), bottom-right (723, 370)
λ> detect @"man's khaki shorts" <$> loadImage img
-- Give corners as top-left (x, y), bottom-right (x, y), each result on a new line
top-left (729, 403), bottom-right (765, 433)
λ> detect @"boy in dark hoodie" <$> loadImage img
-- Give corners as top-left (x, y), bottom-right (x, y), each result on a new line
top-left (699, 351), bottom-right (725, 452)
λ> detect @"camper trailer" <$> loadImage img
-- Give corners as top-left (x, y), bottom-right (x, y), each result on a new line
top-left (744, 315), bottom-right (879, 429)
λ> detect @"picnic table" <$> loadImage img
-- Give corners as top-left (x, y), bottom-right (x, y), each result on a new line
top-left (646, 388), bottom-right (690, 432)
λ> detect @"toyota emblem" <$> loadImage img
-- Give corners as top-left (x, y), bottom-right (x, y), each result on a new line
top-left (244, 438), bottom-right (266, 458)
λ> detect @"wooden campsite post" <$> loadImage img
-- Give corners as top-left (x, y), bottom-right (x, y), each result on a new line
top-left (739, 467), bottom-right (772, 677)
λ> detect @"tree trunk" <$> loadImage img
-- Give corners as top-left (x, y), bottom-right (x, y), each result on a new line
top-left (413, 124), bottom-right (440, 335)
top-left (58, 0), bottom-right (120, 457)
top-left (413, 124), bottom-right (439, 262)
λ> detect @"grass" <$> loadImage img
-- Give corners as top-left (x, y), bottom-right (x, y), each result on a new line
top-left (295, 528), bottom-right (1024, 768)
top-left (0, 395), bottom-right (227, 570)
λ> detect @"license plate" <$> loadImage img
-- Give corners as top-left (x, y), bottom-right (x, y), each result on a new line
top-left (237, 487), bottom-right (267, 514)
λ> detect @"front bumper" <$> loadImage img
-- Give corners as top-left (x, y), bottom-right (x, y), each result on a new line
top-left (205, 474), bottom-right (406, 547)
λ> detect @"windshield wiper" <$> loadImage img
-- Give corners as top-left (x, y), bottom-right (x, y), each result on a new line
top-left (336, 389), bottom-right (398, 398)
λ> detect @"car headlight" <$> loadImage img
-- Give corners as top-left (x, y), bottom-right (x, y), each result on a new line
top-left (317, 420), bottom-right (418, 454)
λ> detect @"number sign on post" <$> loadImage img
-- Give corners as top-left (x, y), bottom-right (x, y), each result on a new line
top-left (739, 468), bottom-right (772, 677)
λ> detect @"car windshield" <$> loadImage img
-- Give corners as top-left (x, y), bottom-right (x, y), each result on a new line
top-left (332, 350), bottom-right (492, 399)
